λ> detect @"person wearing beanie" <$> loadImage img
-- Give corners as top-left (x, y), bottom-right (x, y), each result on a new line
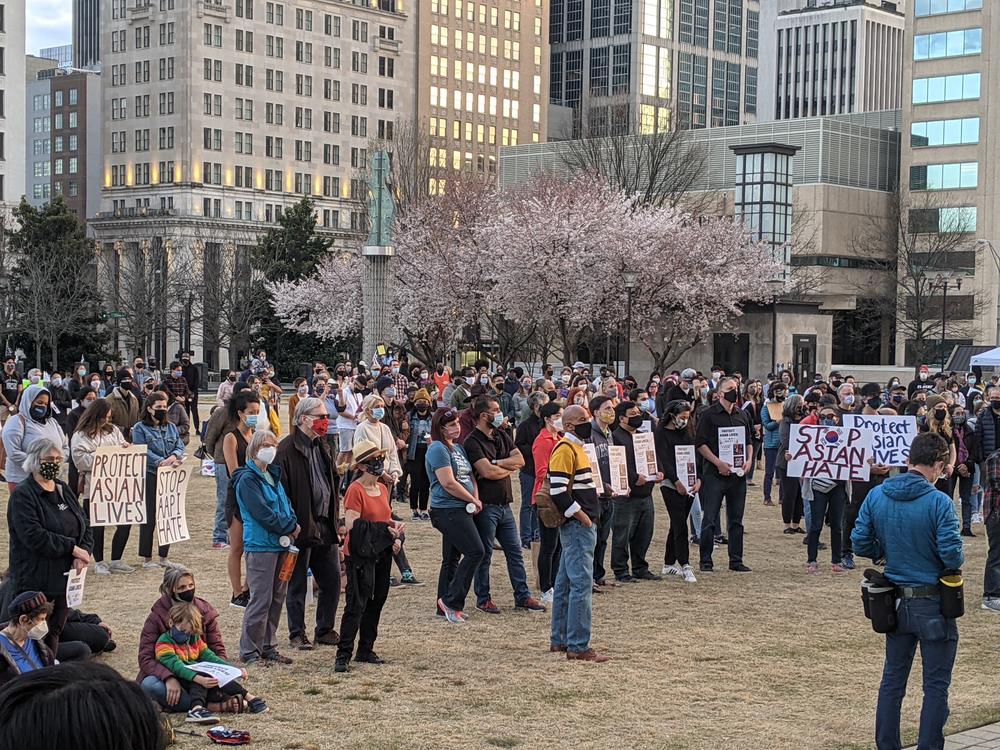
top-left (107, 368), bottom-right (141, 441)
top-left (406, 388), bottom-right (435, 519)
top-left (0, 592), bottom-right (56, 686)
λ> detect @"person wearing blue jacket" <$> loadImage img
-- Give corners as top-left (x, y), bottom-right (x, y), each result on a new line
top-left (234, 430), bottom-right (299, 665)
top-left (760, 382), bottom-right (786, 507)
top-left (852, 431), bottom-right (964, 750)
top-left (132, 391), bottom-right (186, 569)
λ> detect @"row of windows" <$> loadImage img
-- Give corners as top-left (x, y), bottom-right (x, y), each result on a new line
top-left (428, 86), bottom-right (540, 123)
top-left (911, 117), bottom-right (980, 148)
top-left (909, 162), bottom-right (978, 191)
top-left (914, 0), bottom-right (982, 17)
top-left (430, 0), bottom-right (539, 30)
top-left (428, 56), bottom-right (539, 94)
top-left (913, 27), bottom-right (981, 61)
top-left (908, 206), bottom-right (977, 234)
top-left (912, 73), bottom-right (980, 104)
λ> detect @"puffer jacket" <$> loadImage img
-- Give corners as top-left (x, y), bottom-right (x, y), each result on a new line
top-left (1, 384), bottom-right (69, 484)
top-left (137, 593), bottom-right (227, 683)
top-left (232, 459), bottom-right (298, 553)
top-left (761, 400), bottom-right (782, 450)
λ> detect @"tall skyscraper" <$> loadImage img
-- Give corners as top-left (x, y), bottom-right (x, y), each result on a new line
top-left (548, 0), bottom-right (760, 137)
top-left (900, 0), bottom-right (987, 364)
top-left (416, 0), bottom-right (549, 184)
top-left (73, 0), bottom-right (101, 68)
top-left (0, 2), bottom-right (26, 214)
top-left (758, 0), bottom-right (905, 123)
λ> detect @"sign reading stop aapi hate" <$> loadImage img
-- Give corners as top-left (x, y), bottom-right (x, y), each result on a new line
top-left (787, 424), bottom-right (875, 482)
top-left (89, 445), bottom-right (148, 527)
top-left (842, 414), bottom-right (917, 467)
top-left (156, 462), bottom-right (192, 547)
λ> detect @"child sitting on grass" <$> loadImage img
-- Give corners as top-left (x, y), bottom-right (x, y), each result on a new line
top-left (156, 602), bottom-right (268, 724)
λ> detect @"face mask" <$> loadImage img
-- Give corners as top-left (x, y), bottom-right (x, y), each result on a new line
top-left (77, 368), bottom-right (87, 377)
top-left (969, 377), bottom-right (977, 385)
top-left (627, 414), bottom-right (644, 429)
top-left (90, 380), bottom-right (102, 389)
top-left (392, 367), bottom-right (400, 375)
top-left (598, 410), bottom-right (615, 425)
top-left (953, 414), bottom-right (967, 426)
top-left (917, 415), bottom-right (927, 427)
top-left (551, 417), bottom-right (563, 431)
top-left (257, 446), bottom-right (277, 465)
top-left (990, 400), bottom-right (1000, 412)
top-left (153, 408), bottom-right (169, 423)
top-left (245, 414), bottom-right (258, 428)
top-left (674, 417), bottom-right (688, 429)
top-left (173, 369), bottom-right (183, 378)
top-left (311, 416), bottom-right (330, 434)
top-left (175, 588), bottom-right (196, 603)
top-left (30, 405), bottom-right (48, 421)
top-left (52, 377), bottom-right (63, 386)
top-left (39, 460), bottom-right (61, 480)
top-left (773, 391), bottom-right (786, 402)
top-left (700, 387), bottom-right (709, 397)
top-left (867, 397), bottom-right (881, 410)
top-left (372, 407), bottom-right (386, 420)
top-left (840, 394), bottom-right (853, 405)
top-left (119, 379), bottom-right (133, 389)
top-left (570, 421), bottom-right (592, 440)
top-left (522, 381), bottom-right (531, 389)
top-left (169, 626), bottom-right (191, 644)
top-left (227, 374), bottom-right (237, 382)
top-left (480, 377), bottom-right (489, 385)
top-left (298, 386), bottom-right (309, 397)
top-left (28, 620), bottom-right (49, 640)
top-left (920, 372), bottom-right (928, 381)
top-left (491, 412), bottom-right (504, 428)
top-left (29, 375), bottom-right (40, 384)
top-left (421, 372), bottom-right (429, 380)
top-left (723, 389), bottom-right (738, 404)
top-left (933, 408), bottom-right (947, 420)
top-left (819, 417), bottom-right (836, 427)
top-left (364, 456), bottom-right (386, 477)
top-left (136, 363), bottom-right (145, 370)
top-left (891, 394), bottom-right (903, 404)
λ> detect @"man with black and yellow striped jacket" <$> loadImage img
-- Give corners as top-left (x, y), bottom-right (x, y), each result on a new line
top-left (548, 404), bottom-right (609, 663)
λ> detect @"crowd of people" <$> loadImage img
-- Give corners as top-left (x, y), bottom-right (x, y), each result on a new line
top-left (0, 350), bottom-right (993, 747)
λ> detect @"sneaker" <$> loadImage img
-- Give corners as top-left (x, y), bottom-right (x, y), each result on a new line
top-left (230, 591), bottom-right (251, 609)
top-left (261, 650), bottom-right (293, 665)
top-left (615, 574), bottom-right (639, 583)
top-left (107, 559), bottom-right (134, 574)
top-left (690, 535), bottom-right (700, 545)
top-left (400, 570), bottom-right (425, 586)
top-left (982, 597), bottom-right (1000, 613)
top-left (211, 542), bottom-right (230, 550)
top-left (141, 560), bottom-right (161, 570)
top-left (437, 598), bottom-right (465, 624)
top-left (961, 528), bottom-right (976, 537)
top-left (763, 499), bottom-right (775, 506)
top-left (840, 555), bottom-right (856, 570)
top-left (158, 558), bottom-right (174, 568)
top-left (793, 527), bottom-right (806, 534)
top-left (420, 511), bottom-right (430, 521)
top-left (389, 576), bottom-right (401, 588)
top-left (806, 562), bottom-right (819, 574)
top-left (715, 535), bottom-right (728, 545)
top-left (412, 511), bottom-right (421, 520)
top-left (94, 561), bottom-right (110, 576)
top-left (681, 565), bottom-right (697, 583)
top-left (515, 596), bottom-right (546, 612)
top-left (289, 634), bottom-right (314, 650)
top-left (973, 512), bottom-right (984, 525)
top-left (662, 564), bottom-right (681, 577)
top-left (566, 649), bottom-right (610, 663)
top-left (782, 528), bottom-right (797, 535)
top-left (355, 652), bottom-right (386, 664)
top-left (831, 563), bottom-right (846, 573)
top-left (541, 588), bottom-right (554, 604)
top-left (334, 657), bottom-right (350, 673)
top-left (699, 563), bottom-right (714, 572)
top-left (635, 570), bottom-right (662, 581)
top-left (314, 630), bottom-right (340, 646)
top-left (187, 707), bottom-right (219, 724)
top-left (729, 563), bottom-right (752, 573)
top-left (246, 697), bottom-right (269, 714)
top-left (476, 599), bottom-right (501, 615)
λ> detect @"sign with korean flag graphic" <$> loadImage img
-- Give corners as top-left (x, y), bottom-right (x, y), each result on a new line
top-left (787, 424), bottom-right (875, 482)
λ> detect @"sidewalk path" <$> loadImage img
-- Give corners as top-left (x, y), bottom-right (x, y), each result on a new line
top-left (907, 722), bottom-right (1000, 749)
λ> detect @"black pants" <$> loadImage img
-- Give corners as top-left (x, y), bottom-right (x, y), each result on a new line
top-left (538, 519), bottom-right (562, 593)
top-left (337, 548), bottom-right (392, 661)
top-left (845, 480), bottom-right (877, 556)
top-left (181, 677), bottom-right (247, 708)
top-left (592, 497), bottom-right (614, 582)
top-left (661, 486), bottom-right (694, 566)
top-left (138, 473), bottom-right (169, 559)
top-left (286, 542), bottom-right (341, 640)
top-left (407, 455), bottom-right (430, 511)
top-left (699, 472), bottom-right (747, 567)
top-left (610, 496), bottom-right (655, 578)
top-left (808, 484), bottom-right (847, 564)
top-left (430, 506), bottom-right (485, 611)
top-left (85, 496), bottom-right (132, 562)
top-left (186, 394), bottom-right (200, 432)
top-left (779, 467), bottom-right (803, 525)
top-left (61, 619), bottom-right (111, 654)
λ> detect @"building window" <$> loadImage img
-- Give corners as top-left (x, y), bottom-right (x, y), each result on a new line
top-left (911, 117), bottom-right (980, 147)
top-left (909, 162), bottom-right (979, 190)
top-left (908, 206), bottom-right (977, 234)
top-left (733, 146), bottom-right (795, 275)
top-left (913, 28), bottom-right (982, 60)
top-left (915, 0), bottom-right (982, 17)
top-left (912, 73), bottom-right (980, 104)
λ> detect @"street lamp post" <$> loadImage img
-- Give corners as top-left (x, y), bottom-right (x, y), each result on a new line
top-left (938, 275), bottom-right (962, 369)
top-left (623, 271), bottom-right (637, 378)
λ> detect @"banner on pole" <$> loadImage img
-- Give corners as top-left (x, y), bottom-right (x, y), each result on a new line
top-left (89, 445), bottom-right (148, 527)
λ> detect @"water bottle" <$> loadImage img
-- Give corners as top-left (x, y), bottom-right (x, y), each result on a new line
top-left (305, 568), bottom-right (315, 606)
top-left (278, 545), bottom-right (299, 582)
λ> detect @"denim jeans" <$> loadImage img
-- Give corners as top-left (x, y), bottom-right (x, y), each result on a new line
top-left (808, 483), bottom-right (847, 564)
top-left (518, 471), bottom-right (540, 547)
top-left (763, 447), bottom-right (781, 503)
top-left (550, 519), bottom-right (598, 653)
top-left (699, 472), bottom-right (747, 567)
top-left (430, 506), bottom-right (485, 611)
top-left (473, 503), bottom-right (532, 606)
top-left (876, 597), bottom-right (958, 750)
top-left (593, 498), bottom-right (614, 582)
top-left (984, 511), bottom-right (1000, 599)
top-left (141, 675), bottom-right (192, 712)
top-left (954, 473), bottom-right (973, 530)
top-left (212, 463), bottom-right (230, 545)
top-left (801, 478), bottom-right (814, 529)
top-left (689, 494), bottom-right (703, 538)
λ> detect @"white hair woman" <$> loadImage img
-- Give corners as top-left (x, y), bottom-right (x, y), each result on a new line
top-left (352, 394), bottom-right (402, 484)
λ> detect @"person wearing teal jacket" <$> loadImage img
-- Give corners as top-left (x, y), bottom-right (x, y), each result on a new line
top-left (760, 382), bottom-right (787, 506)
top-left (232, 430), bottom-right (299, 665)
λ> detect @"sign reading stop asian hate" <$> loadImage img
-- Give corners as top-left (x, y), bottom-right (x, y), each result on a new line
top-left (787, 424), bottom-right (874, 482)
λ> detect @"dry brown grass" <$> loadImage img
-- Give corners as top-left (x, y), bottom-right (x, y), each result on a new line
top-left (2, 466), bottom-right (998, 750)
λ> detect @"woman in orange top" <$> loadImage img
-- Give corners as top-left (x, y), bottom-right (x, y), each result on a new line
top-left (335, 439), bottom-right (403, 673)
top-left (432, 365), bottom-right (451, 407)
top-left (531, 401), bottom-right (564, 603)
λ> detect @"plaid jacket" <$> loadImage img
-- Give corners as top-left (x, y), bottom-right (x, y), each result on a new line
top-left (984, 449), bottom-right (1000, 520)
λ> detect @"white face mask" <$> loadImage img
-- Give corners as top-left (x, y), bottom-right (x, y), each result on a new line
top-left (257, 446), bottom-right (277, 465)
top-left (551, 417), bottom-right (564, 431)
top-left (969, 377), bottom-right (977, 385)
top-left (920, 372), bottom-right (928, 381)
top-left (29, 619), bottom-right (49, 639)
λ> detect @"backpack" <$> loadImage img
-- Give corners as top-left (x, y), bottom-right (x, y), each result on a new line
top-left (534, 443), bottom-right (572, 529)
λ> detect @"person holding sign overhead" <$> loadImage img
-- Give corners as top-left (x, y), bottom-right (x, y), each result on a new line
top-left (6, 439), bottom-right (93, 655)
top-left (132, 392), bottom-right (185, 569)
top-left (805, 406), bottom-right (851, 574)
top-left (695, 377), bottom-right (753, 573)
top-left (654, 400), bottom-right (699, 583)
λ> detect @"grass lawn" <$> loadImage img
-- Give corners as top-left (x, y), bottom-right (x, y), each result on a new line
top-left (2, 462), bottom-right (997, 750)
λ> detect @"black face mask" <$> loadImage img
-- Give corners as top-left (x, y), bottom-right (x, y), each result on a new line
top-left (934, 408), bottom-right (947, 421)
top-left (626, 414), bottom-right (644, 430)
top-left (992, 400), bottom-right (1000, 412)
top-left (723, 389), bottom-right (738, 404)
top-left (867, 397), bottom-right (882, 410)
top-left (153, 408), bottom-right (168, 423)
top-left (436, 366), bottom-right (444, 375)
top-left (570, 421), bottom-right (592, 440)
top-left (364, 457), bottom-right (385, 477)
top-left (176, 589), bottom-right (195, 603)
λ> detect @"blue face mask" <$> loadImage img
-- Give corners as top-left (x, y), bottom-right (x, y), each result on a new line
top-left (372, 407), bottom-right (386, 420)
top-left (820, 417), bottom-right (837, 427)
top-left (245, 414), bottom-right (259, 428)
top-left (491, 412), bottom-right (504, 428)
top-left (170, 626), bottom-right (191, 644)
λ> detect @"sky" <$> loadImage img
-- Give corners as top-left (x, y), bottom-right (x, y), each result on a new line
top-left (27, 0), bottom-right (73, 54)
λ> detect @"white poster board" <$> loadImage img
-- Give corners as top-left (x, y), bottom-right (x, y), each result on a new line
top-left (718, 426), bottom-right (746, 475)
top-left (188, 662), bottom-right (243, 688)
top-left (65, 566), bottom-right (87, 608)
top-left (581, 443), bottom-right (600, 477)
top-left (675, 445), bottom-right (698, 495)
top-left (608, 445), bottom-right (629, 496)
top-left (842, 414), bottom-right (917, 467)
top-left (89, 445), bottom-right (148, 527)
top-left (787, 424), bottom-right (875, 481)
top-left (631, 431), bottom-right (658, 481)
top-left (156, 462), bottom-right (192, 546)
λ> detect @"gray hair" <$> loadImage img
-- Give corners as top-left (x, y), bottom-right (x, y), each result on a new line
top-left (782, 394), bottom-right (804, 420)
top-left (294, 397), bottom-right (324, 425)
top-left (528, 391), bottom-right (549, 414)
top-left (837, 383), bottom-right (854, 397)
top-left (246, 428), bottom-right (278, 461)
top-left (718, 376), bottom-right (738, 391)
top-left (159, 564), bottom-right (194, 597)
top-left (22, 438), bottom-right (64, 475)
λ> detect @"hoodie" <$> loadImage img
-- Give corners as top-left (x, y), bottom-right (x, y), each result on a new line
top-left (851, 471), bottom-right (964, 588)
top-left (1, 384), bottom-right (69, 484)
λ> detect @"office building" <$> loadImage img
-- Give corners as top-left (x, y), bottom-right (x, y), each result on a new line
top-left (417, 0), bottom-right (548, 184)
top-left (90, 0), bottom-right (414, 369)
top-left (758, 0), bottom-right (905, 122)
top-left (500, 110), bottom-right (903, 375)
top-left (40, 44), bottom-right (75, 69)
top-left (74, 0), bottom-right (101, 68)
top-left (26, 62), bottom-right (58, 207)
top-left (548, 0), bottom-right (760, 137)
top-left (900, 0), bottom-right (989, 365)
top-left (1, 4), bottom-right (26, 215)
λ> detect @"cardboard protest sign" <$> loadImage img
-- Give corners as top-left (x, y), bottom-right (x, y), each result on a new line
top-left (842, 414), bottom-right (917, 467)
top-left (787, 424), bottom-right (874, 481)
top-left (65, 566), bottom-right (87, 608)
top-left (89, 445), bottom-right (148, 527)
top-left (718, 426), bottom-right (746, 475)
top-left (675, 445), bottom-right (698, 494)
top-left (632, 431), bottom-right (658, 480)
top-left (608, 445), bottom-right (629, 496)
top-left (156, 462), bottom-right (191, 546)
top-left (766, 402), bottom-right (783, 421)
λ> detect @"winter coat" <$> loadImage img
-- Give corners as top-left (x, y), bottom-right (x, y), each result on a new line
top-left (761, 401), bottom-right (782, 450)
top-left (1, 384), bottom-right (69, 484)
top-left (275, 431), bottom-right (340, 548)
top-left (70, 425), bottom-right (127, 500)
top-left (167, 401), bottom-right (191, 446)
top-left (106, 386), bottom-right (141, 441)
top-left (0, 633), bottom-right (55, 687)
top-left (137, 593), bottom-right (227, 683)
top-left (232, 460), bottom-right (298, 553)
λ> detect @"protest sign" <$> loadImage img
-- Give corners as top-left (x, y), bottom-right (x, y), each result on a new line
top-left (766, 402), bottom-right (784, 422)
top-left (582, 443), bottom-right (600, 477)
top-left (65, 566), bottom-right (87, 608)
top-left (156, 462), bottom-right (192, 546)
top-left (675, 445), bottom-right (698, 495)
top-left (632, 431), bottom-right (658, 480)
top-left (842, 414), bottom-right (917, 467)
top-left (89, 445), bottom-right (147, 527)
top-left (188, 662), bottom-right (243, 688)
top-left (718, 426), bottom-right (746, 475)
top-left (608, 445), bottom-right (629, 496)
top-left (787, 424), bottom-right (874, 481)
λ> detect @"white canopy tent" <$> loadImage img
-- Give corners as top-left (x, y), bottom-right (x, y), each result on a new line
top-left (970, 347), bottom-right (1000, 367)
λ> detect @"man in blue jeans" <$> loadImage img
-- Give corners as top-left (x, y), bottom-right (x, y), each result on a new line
top-left (853, 431), bottom-right (965, 750)
top-left (465, 396), bottom-right (546, 614)
top-left (548, 404), bottom-right (608, 663)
